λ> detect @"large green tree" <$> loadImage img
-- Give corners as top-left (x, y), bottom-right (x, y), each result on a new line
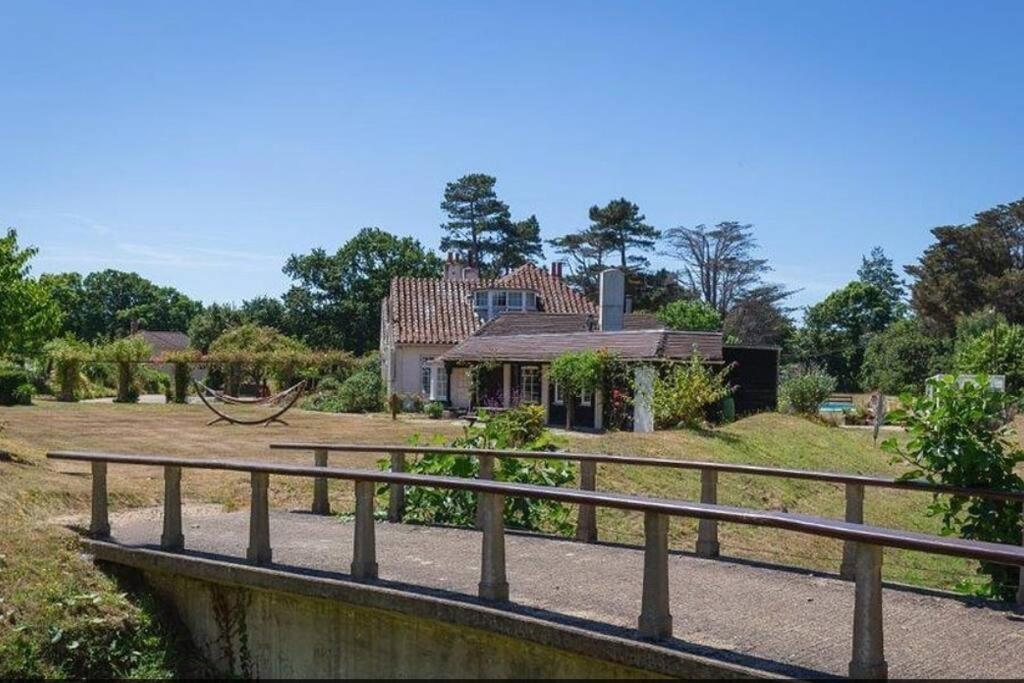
top-left (907, 197), bottom-right (1024, 334)
top-left (794, 281), bottom-right (897, 390)
top-left (859, 318), bottom-right (950, 394)
top-left (43, 268), bottom-right (200, 341)
top-left (187, 303), bottom-right (245, 353)
top-left (439, 173), bottom-right (511, 271)
top-left (547, 226), bottom-right (615, 299)
top-left (858, 246), bottom-right (907, 317)
top-left (284, 227), bottom-right (442, 353)
top-left (493, 215), bottom-right (544, 274)
top-left (0, 229), bottom-right (60, 357)
top-left (588, 197), bottom-right (659, 272)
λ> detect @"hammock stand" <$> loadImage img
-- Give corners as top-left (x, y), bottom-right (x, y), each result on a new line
top-left (194, 379), bottom-right (306, 406)
top-left (193, 379), bottom-right (306, 427)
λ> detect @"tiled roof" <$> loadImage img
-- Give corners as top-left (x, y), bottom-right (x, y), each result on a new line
top-left (475, 312), bottom-right (663, 337)
top-left (139, 330), bottom-right (190, 352)
top-left (438, 329), bottom-right (724, 363)
top-left (386, 263), bottom-right (596, 345)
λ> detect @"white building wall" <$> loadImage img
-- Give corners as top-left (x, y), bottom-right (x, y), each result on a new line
top-left (390, 344), bottom-right (454, 397)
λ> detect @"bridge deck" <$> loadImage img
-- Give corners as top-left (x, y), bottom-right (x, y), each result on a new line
top-left (91, 508), bottom-right (1024, 679)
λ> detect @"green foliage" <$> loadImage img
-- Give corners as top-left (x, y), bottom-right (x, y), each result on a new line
top-left (440, 173), bottom-right (515, 275)
top-left (954, 320), bottom-right (1024, 394)
top-left (587, 198), bottom-right (659, 272)
top-left (779, 365), bottom-right (837, 415)
top-left (0, 364), bottom-right (34, 406)
top-left (44, 337), bottom-right (94, 401)
top-left (0, 229), bottom-right (61, 357)
top-left (41, 269), bottom-right (200, 342)
top-left (858, 246), bottom-right (908, 318)
top-left (907, 197), bottom-right (1024, 333)
top-left (793, 281), bottom-right (898, 390)
top-left (882, 375), bottom-right (1024, 599)
top-left (651, 354), bottom-right (733, 429)
top-left (549, 350), bottom-right (606, 395)
top-left (284, 227), bottom-right (442, 353)
top-left (395, 405), bottom-right (575, 534)
top-left (656, 299), bottom-right (722, 331)
top-left (425, 401), bottom-right (444, 419)
top-left (94, 335), bottom-right (153, 364)
top-left (304, 368), bottom-right (383, 413)
top-left (860, 318), bottom-right (950, 394)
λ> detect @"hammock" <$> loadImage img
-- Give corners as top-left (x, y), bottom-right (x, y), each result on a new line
top-left (193, 379), bottom-right (306, 406)
top-left (193, 379), bottom-right (306, 426)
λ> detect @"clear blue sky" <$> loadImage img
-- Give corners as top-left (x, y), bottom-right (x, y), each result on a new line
top-left (2, 1), bottom-right (1022, 311)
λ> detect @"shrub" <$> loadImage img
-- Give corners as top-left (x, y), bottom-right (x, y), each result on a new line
top-left (304, 369), bottom-right (383, 413)
top-left (882, 375), bottom-right (1023, 600)
top-left (860, 318), bottom-right (950, 394)
top-left (779, 365), bottom-right (837, 415)
top-left (0, 364), bottom-right (34, 406)
top-left (394, 405), bottom-right (575, 534)
top-left (954, 321), bottom-right (1024, 395)
top-left (651, 354), bottom-right (733, 429)
top-left (655, 299), bottom-right (722, 331)
top-left (550, 350), bottom-right (613, 428)
top-left (425, 401), bottom-right (444, 419)
top-left (44, 337), bottom-right (93, 401)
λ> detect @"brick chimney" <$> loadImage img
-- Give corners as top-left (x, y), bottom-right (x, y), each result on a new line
top-left (444, 252), bottom-right (479, 282)
top-left (550, 262), bottom-right (564, 279)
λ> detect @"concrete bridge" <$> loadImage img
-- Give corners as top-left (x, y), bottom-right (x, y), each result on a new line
top-left (49, 448), bottom-right (1024, 679)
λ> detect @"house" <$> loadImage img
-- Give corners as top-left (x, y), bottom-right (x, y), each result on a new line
top-left (138, 329), bottom-right (204, 380)
top-left (379, 260), bottom-right (779, 431)
top-left (379, 256), bottom-right (594, 406)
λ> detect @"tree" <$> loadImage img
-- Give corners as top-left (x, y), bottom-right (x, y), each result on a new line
top-left (588, 198), bottom-right (659, 272)
top-left (722, 284), bottom-right (795, 347)
top-left (187, 303), bottom-right (245, 353)
top-left (631, 268), bottom-right (687, 312)
top-left (662, 221), bottom-right (786, 315)
top-left (793, 281), bottom-right (897, 391)
top-left (284, 227), bottom-right (442, 353)
top-left (240, 296), bottom-right (288, 332)
top-left (548, 227), bottom-right (615, 299)
top-left (858, 246), bottom-right (907, 316)
top-left (0, 229), bottom-right (60, 357)
top-left (954, 320), bottom-right (1024, 394)
top-left (656, 299), bottom-right (722, 331)
top-left (439, 173), bottom-right (511, 271)
top-left (907, 197), bottom-right (1024, 334)
top-left (492, 215), bottom-right (544, 275)
top-left (860, 318), bottom-right (950, 394)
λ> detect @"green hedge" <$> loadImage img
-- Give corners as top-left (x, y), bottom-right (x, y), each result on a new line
top-left (0, 365), bottom-right (34, 406)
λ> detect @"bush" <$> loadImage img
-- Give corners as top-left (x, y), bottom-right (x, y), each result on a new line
top-left (655, 299), bottom-right (722, 331)
top-left (652, 354), bottom-right (733, 429)
top-left (0, 364), bottom-right (34, 406)
top-left (425, 401), bottom-right (444, 419)
top-left (303, 369), bottom-right (383, 413)
top-left (954, 321), bottom-right (1024, 395)
top-left (393, 405), bottom-right (575, 534)
top-left (779, 365), bottom-right (837, 415)
top-left (882, 375), bottom-right (1023, 600)
top-left (860, 318), bottom-right (950, 394)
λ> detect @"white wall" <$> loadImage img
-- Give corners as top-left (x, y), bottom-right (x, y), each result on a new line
top-left (389, 344), bottom-right (453, 397)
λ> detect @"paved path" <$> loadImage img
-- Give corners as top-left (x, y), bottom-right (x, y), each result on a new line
top-left (101, 509), bottom-right (1024, 679)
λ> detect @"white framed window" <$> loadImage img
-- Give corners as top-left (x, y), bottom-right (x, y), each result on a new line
top-left (580, 391), bottom-right (592, 407)
top-left (525, 292), bottom-right (537, 309)
top-left (521, 366), bottom-right (540, 404)
top-left (553, 381), bottom-right (563, 405)
top-left (474, 291), bottom-right (489, 308)
top-left (420, 357), bottom-right (433, 395)
top-left (436, 368), bottom-right (448, 400)
top-left (507, 291), bottom-right (523, 309)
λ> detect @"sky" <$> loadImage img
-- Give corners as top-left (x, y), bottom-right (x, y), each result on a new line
top-left (2, 1), bottom-right (1022, 312)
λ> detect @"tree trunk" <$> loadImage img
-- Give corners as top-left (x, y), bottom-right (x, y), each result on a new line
top-left (173, 362), bottom-right (188, 404)
top-left (58, 361), bottom-right (78, 402)
top-left (116, 362), bottom-right (131, 403)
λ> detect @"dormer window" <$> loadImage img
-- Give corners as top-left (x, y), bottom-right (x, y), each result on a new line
top-left (473, 289), bottom-right (538, 321)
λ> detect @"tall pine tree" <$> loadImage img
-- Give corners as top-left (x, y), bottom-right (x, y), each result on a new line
top-left (588, 198), bottom-right (660, 272)
top-left (493, 214), bottom-right (544, 274)
top-left (439, 173), bottom-right (511, 272)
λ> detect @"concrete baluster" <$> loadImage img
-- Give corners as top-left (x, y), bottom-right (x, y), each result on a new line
top-left (840, 483), bottom-right (866, 579)
top-left (351, 480), bottom-right (379, 580)
top-left (160, 465), bottom-right (184, 550)
top-left (848, 542), bottom-right (887, 679)
top-left (90, 461), bottom-right (110, 538)
top-left (246, 472), bottom-right (272, 565)
top-left (638, 511), bottom-right (673, 639)
top-left (311, 448), bottom-right (330, 515)
top-left (575, 459), bottom-right (598, 543)
top-left (478, 492), bottom-right (509, 601)
top-left (388, 451), bottom-right (406, 523)
top-left (475, 454), bottom-right (495, 530)
top-left (695, 469), bottom-right (720, 558)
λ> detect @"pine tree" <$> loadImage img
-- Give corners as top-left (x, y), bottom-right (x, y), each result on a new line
top-left (439, 173), bottom-right (510, 270)
top-left (588, 198), bottom-right (660, 272)
top-left (493, 214), bottom-right (544, 274)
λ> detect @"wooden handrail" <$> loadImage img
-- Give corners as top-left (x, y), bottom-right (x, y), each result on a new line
top-left (47, 448), bottom-right (1024, 679)
top-left (268, 442), bottom-right (1024, 503)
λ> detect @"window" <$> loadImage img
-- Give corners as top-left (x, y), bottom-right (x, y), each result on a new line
top-left (521, 366), bottom-right (540, 404)
top-left (474, 291), bottom-right (489, 308)
top-left (507, 291), bottom-right (523, 309)
top-left (492, 291), bottom-right (508, 314)
top-left (553, 381), bottom-right (563, 405)
top-left (580, 391), bottom-right (592, 407)
top-left (525, 292), bottom-right (537, 310)
top-left (420, 357), bottom-right (433, 395)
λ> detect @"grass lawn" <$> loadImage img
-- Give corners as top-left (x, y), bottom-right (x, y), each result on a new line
top-left (0, 399), bottom-right (1000, 673)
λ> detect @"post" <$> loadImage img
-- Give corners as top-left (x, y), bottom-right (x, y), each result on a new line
top-left (840, 483), bottom-right (865, 579)
top-left (475, 454), bottom-right (495, 530)
top-left (478, 492), bottom-right (509, 601)
top-left (593, 387), bottom-right (604, 431)
top-left (638, 511), bottom-right (672, 639)
top-left (161, 465), bottom-right (184, 550)
top-left (388, 451), bottom-right (406, 523)
top-left (541, 365), bottom-right (551, 424)
top-left (502, 363), bottom-right (512, 407)
top-left (90, 461), bottom-right (110, 538)
top-left (848, 543), bottom-right (887, 679)
top-left (575, 460), bottom-right (598, 543)
top-left (632, 366), bottom-right (655, 433)
top-left (116, 361), bottom-right (131, 403)
top-left (696, 469), bottom-right (720, 558)
top-left (246, 472), bottom-right (272, 565)
top-left (351, 480), bottom-right (379, 580)
top-left (311, 449), bottom-right (330, 515)
top-left (1018, 523), bottom-right (1024, 608)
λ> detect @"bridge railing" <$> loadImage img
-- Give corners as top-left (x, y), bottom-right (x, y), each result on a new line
top-left (47, 449), bottom-right (1024, 680)
top-left (269, 442), bottom-right (1024, 593)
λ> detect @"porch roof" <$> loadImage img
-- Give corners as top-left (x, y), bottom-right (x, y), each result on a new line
top-left (437, 329), bottom-right (724, 364)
